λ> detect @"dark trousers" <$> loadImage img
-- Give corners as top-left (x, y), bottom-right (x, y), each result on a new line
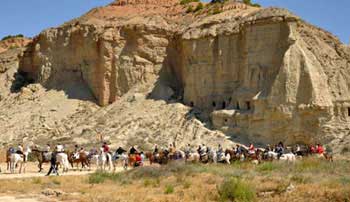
top-left (46, 163), bottom-right (58, 176)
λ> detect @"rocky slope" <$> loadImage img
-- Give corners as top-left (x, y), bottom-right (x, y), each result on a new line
top-left (0, 36), bottom-right (31, 54)
top-left (0, 0), bottom-right (349, 153)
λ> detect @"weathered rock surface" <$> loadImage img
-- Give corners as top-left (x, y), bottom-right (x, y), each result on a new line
top-left (0, 36), bottom-right (31, 54)
top-left (0, 0), bottom-right (349, 152)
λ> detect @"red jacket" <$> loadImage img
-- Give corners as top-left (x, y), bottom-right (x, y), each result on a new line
top-left (103, 145), bottom-right (110, 153)
top-left (317, 146), bottom-right (324, 154)
top-left (135, 154), bottom-right (142, 162)
top-left (310, 146), bottom-right (316, 153)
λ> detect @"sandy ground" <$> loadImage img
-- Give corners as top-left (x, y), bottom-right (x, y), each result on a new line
top-left (0, 162), bottom-right (126, 180)
top-left (0, 196), bottom-right (40, 202)
top-left (0, 162), bottom-right (126, 202)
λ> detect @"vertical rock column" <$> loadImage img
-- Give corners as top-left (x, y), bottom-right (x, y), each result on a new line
top-left (97, 34), bottom-right (116, 106)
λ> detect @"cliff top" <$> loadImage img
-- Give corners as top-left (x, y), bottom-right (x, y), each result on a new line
top-left (0, 36), bottom-right (31, 54)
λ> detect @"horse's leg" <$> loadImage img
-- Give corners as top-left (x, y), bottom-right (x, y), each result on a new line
top-left (23, 162), bottom-right (26, 173)
top-left (38, 162), bottom-right (42, 172)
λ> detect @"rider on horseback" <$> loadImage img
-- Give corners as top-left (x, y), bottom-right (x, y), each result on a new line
top-left (129, 145), bottom-right (138, 155)
top-left (316, 144), bottom-right (324, 154)
top-left (248, 143), bottom-right (255, 155)
top-left (73, 144), bottom-right (80, 159)
top-left (55, 144), bottom-right (64, 153)
top-left (184, 144), bottom-right (191, 159)
top-left (16, 144), bottom-right (25, 161)
top-left (276, 142), bottom-right (284, 159)
top-left (217, 144), bottom-right (224, 161)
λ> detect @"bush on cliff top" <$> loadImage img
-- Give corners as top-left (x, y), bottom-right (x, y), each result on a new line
top-left (1, 34), bottom-right (24, 41)
top-left (243, 0), bottom-right (261, 7)
top-left (180, 0), bottom-right (199, 5)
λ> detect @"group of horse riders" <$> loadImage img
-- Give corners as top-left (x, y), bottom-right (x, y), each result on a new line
top-left (3, 140), bottom-right (332, 175)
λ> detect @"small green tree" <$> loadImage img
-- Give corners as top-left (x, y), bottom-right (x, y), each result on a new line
top-left (194, 3), bottom-right (204, 12)
top-left (186, 5), bottom-right (194, 13)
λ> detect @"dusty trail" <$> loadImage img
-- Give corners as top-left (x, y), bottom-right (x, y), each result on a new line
top-left (0, 196), bottom-right (40, 202)
top-left (0, 162), bottom-right (125, 180)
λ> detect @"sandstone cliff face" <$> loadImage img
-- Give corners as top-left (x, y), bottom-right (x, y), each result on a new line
top-left (21, 18), bottom-right (173, 105)
top-left (1, 0), bottom-right (349, 152)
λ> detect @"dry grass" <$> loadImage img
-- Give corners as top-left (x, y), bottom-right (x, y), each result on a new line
top-left (0, 158), bottom-right (349, 202)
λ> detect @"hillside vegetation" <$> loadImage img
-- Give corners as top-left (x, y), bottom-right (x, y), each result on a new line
top-left (1, 158), bottom-right (349, 202)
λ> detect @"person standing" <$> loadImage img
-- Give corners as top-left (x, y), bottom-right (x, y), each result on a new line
top-left (46, 151), bottom-right (58, 176)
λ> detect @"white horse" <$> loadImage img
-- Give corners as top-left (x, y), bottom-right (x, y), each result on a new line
top-left (10, 147), bottom-right (31, 174)
top-left (112, 152), bottom-right (128, 171)
top-left (186, 152), bottom-right (200, 162)
top-left (208, 150), bottom-right (217, 163)
top-left (56, 152), bottom-right (70, 173)
top-left (280, 153), bottom-right (296, 163)
top-left (98, 148), bottom-right (113, 171)
top-left (266, 151), bottom-right (278, 161)
top-left (217, 152), bottom-right (231, 164)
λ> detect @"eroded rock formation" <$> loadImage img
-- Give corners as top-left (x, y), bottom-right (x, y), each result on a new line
top-left (1, 0), bottom-right (349, 152)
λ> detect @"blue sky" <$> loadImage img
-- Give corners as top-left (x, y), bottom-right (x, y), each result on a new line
top-left (0, 0), bottom-right (349, 44)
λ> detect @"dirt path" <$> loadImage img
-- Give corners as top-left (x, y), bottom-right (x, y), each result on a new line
top-left (0, 170), bottom-right (94, 180)
top-left (0, 196), bottom-right (40, 202)
top-left (0, 162), bottom-right (125, 180)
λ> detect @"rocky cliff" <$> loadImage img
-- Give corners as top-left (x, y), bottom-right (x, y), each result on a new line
top-left (1, 0), bottom-right (350, 152)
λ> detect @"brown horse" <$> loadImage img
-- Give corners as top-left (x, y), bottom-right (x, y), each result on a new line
top-left (128, 154), bottom-right (137, 167)
top-left (31, 149), bottom-right (50, 172)
top-left (6, 149), bottom-right (11, 170)
top-left (68, 151), bottom-right (90, 170)
top-left (145, 151), bottom-right (169, 165)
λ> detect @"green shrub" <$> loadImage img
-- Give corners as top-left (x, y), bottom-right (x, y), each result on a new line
top-left (242, 0), bottom-right (261, 7)
top-left (210, 0), bottom-right (227, 3)
top-left (88, 172), bottom-right (110, 184)
top-left (256, 162), bottom-right (280, 172)
top-left (88, 172), bottom-right (123, 184)
top-left (164, 184), bottom-right (175, 194)
top-left (212, 7), bottom-right (222, 15)
top-left (217, 178), bottom-right (256, 202)
top-left (186, 5), bottom-right (194, 13)
top-left (183, 181), bottom-right (191, 189)
top-left (32, 177), bottom-right (42, 184)
top-left (52, 179), bottom-right (61, 185)
top-left (194, 3), bottom-right (204, 12)
top-left (290, 175), bottom-right (311, 184)
top-left (1, 34), bottom-right (24, 41)
top-left (180, 0), bottom-right (199, 5)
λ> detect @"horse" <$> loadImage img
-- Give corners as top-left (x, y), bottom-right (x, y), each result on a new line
top-left (9, 147), bottom-right (31, 174)
top-left (6, 149), bottom-right (12, 171)
top-left (322, 153), bottom-right (333, 162)
top-left (98, 148), bottom-right (113, 171)
top-left (185, 152), bottom-right (200, 163)
top-left (31, 148), bottom-right (51, 172)
top-left (112, 152), bottom-right (128, 171)
top-left (207, 149), bottom-right (217, 163)
top-left (68, 151), bottom-right (90, 170)
top-left (279, 153), bottom-right (296, 163)
top-left (265, 151), bottom-right (278, 161)
top-left (56, 152), bottom-right (70, 173)
top-left (145, 150), bottom-right (169, 165)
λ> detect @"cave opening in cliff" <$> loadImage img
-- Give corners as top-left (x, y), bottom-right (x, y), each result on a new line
top-left (348, 107), bottom-right (350, 116)
top-left (236, 102), bottom-right (240, 110)
top-left (246, 101), bottom-right (251, 110)
top-left (10, 71), bottom-right (35, 93)
top-left (222, 101), bottom-right (226, 109)
top-left (212, 101), bottom-right (216, 108)
top-left (190, 101), bottom-right (194, 107)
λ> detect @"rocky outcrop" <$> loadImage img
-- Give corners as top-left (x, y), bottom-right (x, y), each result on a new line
top-left (0, 37), bottom-right (31, 54)
top-left (1, 0), bottom-right (349, 152)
